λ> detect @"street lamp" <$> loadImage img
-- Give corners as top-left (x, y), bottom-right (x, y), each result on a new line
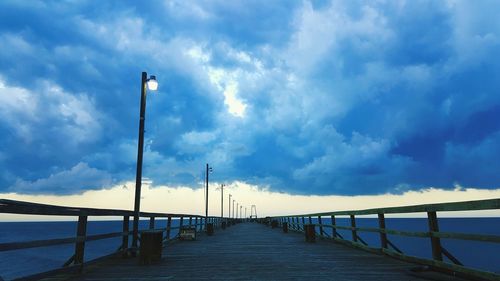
top-left (236, 202), bottom-right (239, 219)
top-left (205, 163), bottom-right (213, 229)
top-left (220, 184), bottom-right (225, 219)
top-left (232, 199), bottom-right (235, 219)
top-left (132, 72), bottom-right (158, 253)
top-left (228, 194), bottom-right (232, 219)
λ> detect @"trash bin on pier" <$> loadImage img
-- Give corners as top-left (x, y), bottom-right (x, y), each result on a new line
top-left (271, 220), bottom-right (279, 228)
top-left (206, 223), bottom-right (214, 236)
top-left (139, 230), bottom-right (163, 264)
top-left (304, 224), bottom-right (316, 242)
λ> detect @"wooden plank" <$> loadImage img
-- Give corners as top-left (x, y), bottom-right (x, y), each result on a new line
top-left (121, 216), bottom-right (129, 255)
top-left (55, 223), bottom-right (469, 281)
top-left (74, 215), bottom-right (87, 267)
top-left (350, 214), bottom-right (357, 242)
top-left (378, 213), bottom-right (388, 249)
top-left (0, 199), bottom-right (210, 218)
top-left (427, 211), bottom-right (443, 261)
top-left (432, 231), bottom-right (500, 243)
top-left (281, 198), bottom-right (500, 217)
top-left (0, 237), bottom-right (77, 252)
top-left (383, 249), bottom-right (500, 281)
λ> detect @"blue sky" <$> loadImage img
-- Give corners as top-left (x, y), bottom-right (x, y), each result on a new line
top-left (0, 0), bottom-right (499, 196)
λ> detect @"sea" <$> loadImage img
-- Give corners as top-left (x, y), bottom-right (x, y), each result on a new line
top-left (0, 218), bottom-right (499, 280)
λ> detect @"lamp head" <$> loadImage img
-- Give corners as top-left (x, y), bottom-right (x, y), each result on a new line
top-left (146, 75), bottom-right (158, 91)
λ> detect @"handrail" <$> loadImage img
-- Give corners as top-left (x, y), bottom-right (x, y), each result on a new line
top-left (0, 198), bottom-right (234, 280)
top-left (0, 199), bottom-right (205, 217)
top-left (284, 198), bottom-right (500, 217)
top-left (270, 198), bottom-right (500, 281)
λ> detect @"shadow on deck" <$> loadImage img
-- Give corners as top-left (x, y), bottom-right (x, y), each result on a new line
top-left (46, 222), bottom-right (464, 281)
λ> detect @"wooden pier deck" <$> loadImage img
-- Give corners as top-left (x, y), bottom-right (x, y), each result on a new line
top-left (49, 222), bottom-right (462, 281)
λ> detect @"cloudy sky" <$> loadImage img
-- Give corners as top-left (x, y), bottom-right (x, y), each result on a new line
top-left (1, 0), bottom-right (500, 198)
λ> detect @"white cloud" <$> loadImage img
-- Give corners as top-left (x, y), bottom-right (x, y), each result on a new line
top-left (9, 162), bottom-right (112, 194)
top-left (222, 82), bottom-right (246, 117)
top-left (176, 130), bottom-right (218, 154)
top-left (0, 77), bottom-right (102, 144)
top-left (164, 0), bottom-right (214, 21)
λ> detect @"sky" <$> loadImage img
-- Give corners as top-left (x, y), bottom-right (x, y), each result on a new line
top-left (0, 0), bottom-right (500, 204)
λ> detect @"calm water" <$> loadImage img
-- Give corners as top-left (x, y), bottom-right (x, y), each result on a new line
top-left (0, 219), bottom-right (184, 280)
top-left (0, 218), bottom-right (499, 280)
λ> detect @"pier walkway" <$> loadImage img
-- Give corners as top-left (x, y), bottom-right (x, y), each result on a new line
top-left (54, 222), bottom-right (452, 281)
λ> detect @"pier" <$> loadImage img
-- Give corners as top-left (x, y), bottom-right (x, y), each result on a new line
top-left (1, 198), bottom-right (499, 281)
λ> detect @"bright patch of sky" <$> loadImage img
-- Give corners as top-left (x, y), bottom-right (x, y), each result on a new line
top-left (0, 1), bottom-right (499, 196)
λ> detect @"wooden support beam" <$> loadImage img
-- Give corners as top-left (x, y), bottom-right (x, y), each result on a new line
top-left (350, 215), bottom-right (357, 243)
top-left (331, 215), bottom-right (337, 238)
top-left (427, 211), bottom-right (443, 261)
top-left (149, 217), bottom-right (155, 230)
top-left (318, 216), bottom-right (323, 237)
top-left (166, 216), bottom-right (172, 240)
top-left (122, 216), bottom-right (129, 256)
top-left (74, 215), bottom-right (88, 270)
top-left (378, 214), bottom-right (388, 249)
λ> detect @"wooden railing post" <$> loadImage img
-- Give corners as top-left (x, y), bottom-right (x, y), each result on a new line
top-left (427, 211), bottom-right (443, 261)
top-left (350, 215), bottom-right (358, 242)
top-left (189, 216), bottom-right (193, 227)
top-left (378, 213), bottom-right (388, 249)
top-left (331, 215), bottom-right (337, 238)
top-left (74, 215), bottom-right (88, 269)
top-left (149, 217), bottom-right (155, 230)
top-left (166, 216), bottom-right (172, 240)
top-left (122, 216), bottom-right (129, 256)
top-left (179, 216), bottom-right (184, 232)
top-left (301, 217), bottom-right (305, 231)
top-left (195, 217), bottom-right (198, 230)
top-left (318, 216), bottom-right (323, 237)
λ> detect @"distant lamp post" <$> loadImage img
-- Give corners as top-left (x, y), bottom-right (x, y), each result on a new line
top-left (232, 199), bottom-right (235, 218)
top-left (236, 202), bottom-right (239, 219)
top-left (228, 194), bottom-right (232, 219)
top-left (205, 163), bottom-right (213, 229)
top-left (132, 72), bottom-right (158, 252)
top-left (220, 184), bottom-right (225, 219)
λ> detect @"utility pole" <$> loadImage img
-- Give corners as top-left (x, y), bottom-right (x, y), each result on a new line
top-left (205, 164), bottom-right (212, 228)
top-left (220, 184), bottom-right (225, 219)
top-left (229, 194), bottom-right (232, 218)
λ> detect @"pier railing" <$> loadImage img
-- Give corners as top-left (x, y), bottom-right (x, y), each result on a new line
top-left (271, 198), bottom-right (500, 281)
top-left (0, 199), bottom-right (229, 280)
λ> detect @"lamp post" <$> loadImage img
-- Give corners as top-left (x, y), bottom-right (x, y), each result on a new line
top-left (132, 71), bottom-right (158, 253)
top-left (245, 207), bottom-right (247, 219)
top-left (240, 205), bottom-right (242, 219)
top-left (236, 202), bottom-right (239, 219)
top-left (228, 194), bottom-right (232, 219)
top-left (232, 199), bottom-right (235, 219)
top-left (205, 163), bottom-right (212, 229)
top-left (220, 184), bottom-right (225, 219)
